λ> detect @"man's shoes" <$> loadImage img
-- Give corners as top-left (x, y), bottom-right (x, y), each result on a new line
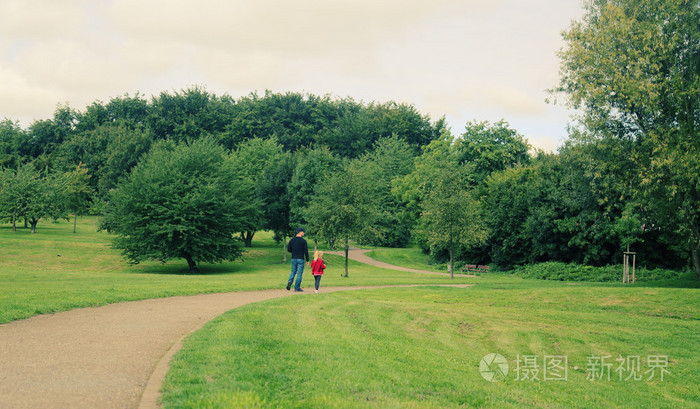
top-left (315, 290), bottom-right (319, 294)
top-left (294, 288), bottom-right (304, 292)
top-left (286, 281), bottom-right (292, 291)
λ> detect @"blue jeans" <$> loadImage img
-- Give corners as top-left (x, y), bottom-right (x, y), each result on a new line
top-left (288, 259), bottom-right (305, 290)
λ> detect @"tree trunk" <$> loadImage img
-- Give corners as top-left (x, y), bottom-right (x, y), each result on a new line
top-left (73, 214), bottom-right (77, 233)
top-left (12, 213), bottom-right (16, 231)
top-left (282, 236), bottom-right (287, 263)
top-left (30, 218), bottom-right (38, 234)
top-left (241, 231), bottom-right (254, 248)
top-left (343, 240), bottom-right (349, 277)
top-left (449, 246), bottom-right (454, 280)
top-left (690, 233), bottom-right (700, 280)
top-left (182, 252), bottom-right (200, 274)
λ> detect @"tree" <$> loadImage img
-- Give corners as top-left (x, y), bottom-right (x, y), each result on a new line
top-left (455, 120), bottom-right (531, 187)
top-left (0, 119), bottom-right (24, 168)
top-left (101, 138), bottom-right (254, 273)
top-left (354, 135), bottom-right (416, 247)
top-left (0, 164), bottom-right (66, 233)
top-left (417, 161), bottom-right (487, 278)
top-left (306, 159), bottom-right (383, 277)
top-left (230, 137), bottom-right (284, 247)
top-left (62, 163), bottom-right (93, 233)
top-left (258, 152), bottom-right (297, 261)
top-left (553, 0), bottom-right (700, 277)
top-left (394, 131), bottom-right (460, 250)
top-left (288, 147), bottom-right (340, 229)
top-left (147, 86), bottom-right (235, 143)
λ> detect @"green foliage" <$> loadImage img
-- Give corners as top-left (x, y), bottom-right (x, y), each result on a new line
top-left (0, 163), bottom-right (67, 232)
top-left (101, 138), bottom-right (254, 273)
top-left (353, 136), bottom-right (416, 247)
top-left (230, 137), bottom-right (284, 246)
top-left (288, 146), bottom-right (340, 227)
top-left (258, 152), bottom-right (297, 243)
top-left (147, 86), bottom-right (236, 143)
top-left (554, 0), bottom-right (700, 277)
top-left (0, 119), bottom-right (25, 168)
top-left (514, 261), bottom-right (692, 284)
top-left (61, 163), bottom-right (93, 232)
top-left (456, 120), bottom-right (531, 186)
top-left (417, 161), bottom-right (487, 276)
top-left (306, 159), bottom-right (384, 275)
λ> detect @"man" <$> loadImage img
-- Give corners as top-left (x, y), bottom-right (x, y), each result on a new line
top-left (286, 227), bottom-right (309, 292)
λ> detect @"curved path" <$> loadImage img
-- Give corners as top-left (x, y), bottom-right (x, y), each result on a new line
top-left (326, 248), bottom-right (477, 277)
top-left (0, 251), bottom-right (474, 409)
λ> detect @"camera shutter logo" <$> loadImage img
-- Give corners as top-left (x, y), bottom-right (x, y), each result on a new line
top-left (480, 353), bottom-right (509, 382)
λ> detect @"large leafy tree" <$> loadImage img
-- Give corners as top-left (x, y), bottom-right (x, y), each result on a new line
top-left (0, 119), bottom-right (25, 168)
top-left (288, 147), bottom-right (340, 229)
top-left (553, 0), bottom-right (700, 276)
top-left (354, 135), bottom-right (416, 247)
top-left (417, 161), bottom-right (487, 278)
top-left (306, 159), bottom-right (383, 277)
top-left (229, 137), bottom-right (284, 247)
top-left (62, 163), bottom-right (93, 233)
top-left (455, 120), bottom-right (531, 187)
top-left (148, 86), bottom-right (235, 143)
top-left (258, 152), bottom-right (297, 261)
top-left (0, 164), bottom-right (66, 233)
top-left (101, 138), bottom-right (253, 273)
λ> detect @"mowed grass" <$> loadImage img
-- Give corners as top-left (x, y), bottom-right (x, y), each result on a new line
top-left (0, 217), bottom-right (475, 324)
top-left (162, 284), bottom-right (699, 408)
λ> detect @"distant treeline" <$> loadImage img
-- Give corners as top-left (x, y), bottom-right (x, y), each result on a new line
top-left (0, 87), bottom-right (694, 273)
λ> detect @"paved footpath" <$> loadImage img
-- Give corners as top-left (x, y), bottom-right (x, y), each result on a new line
top-left (0, 250), bottom-right (472, 409)
top-left (326, 248), bottom-right (476, 277)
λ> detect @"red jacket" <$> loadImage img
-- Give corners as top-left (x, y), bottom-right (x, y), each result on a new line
top-left (311, 259), bottom-right (326, 275)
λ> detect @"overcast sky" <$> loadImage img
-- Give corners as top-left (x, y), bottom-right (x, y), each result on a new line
top-left (0, 0), bottom-right (584, 152)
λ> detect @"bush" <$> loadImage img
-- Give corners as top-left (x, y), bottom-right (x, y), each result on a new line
top-left (513, 261), bottom-right (687, 283)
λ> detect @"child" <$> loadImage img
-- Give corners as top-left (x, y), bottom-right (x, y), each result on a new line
top-left (310, 250), bottom-right (326, 293)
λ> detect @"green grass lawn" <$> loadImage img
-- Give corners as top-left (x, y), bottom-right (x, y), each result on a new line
top-left (2, 217), bottom-right (698, 408)
top-left (162, 284), bottom-right (699, 408)
top-left (0, 217), bottom-right (475, 324)
top-left (366, 246), bottom-right (447, 271)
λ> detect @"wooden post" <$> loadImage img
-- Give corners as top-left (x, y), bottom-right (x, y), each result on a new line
top-left (623, 247), bottom-right (637, 284)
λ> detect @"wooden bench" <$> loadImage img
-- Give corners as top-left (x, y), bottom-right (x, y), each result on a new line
top-left (462, 264), bottom-right (489, 274)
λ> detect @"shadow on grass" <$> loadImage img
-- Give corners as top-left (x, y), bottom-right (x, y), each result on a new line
top-left (127, 261), bottom-right (256, 276)
top-left (631, 272), bottom-right (700, 289)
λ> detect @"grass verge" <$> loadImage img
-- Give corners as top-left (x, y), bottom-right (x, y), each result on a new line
top-left (0, 217), bottom-right (476, 324)
top-left (162, 284), bottom-right (700, 408)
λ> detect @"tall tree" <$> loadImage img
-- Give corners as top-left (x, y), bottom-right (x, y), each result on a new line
top-left (0, 164), bottom-right (66, 233)
top-left (148, 86), bottom-right (235, 143)
top-left (455, 120), bottom-right (531, 187)
top-left (229, 137), bottom-right (284, 247)
top-left (355, 135), bottom-right (416, 247)
top-left (306, 159), bottom-right (383, 277)
top-left (417, 162), bottom-right (487, 278)
top-left (61, 163), bottom-right (93, 233)
top-left (0, 119), bottom-right (24, 168)
top-left (258, 152), bottom-right (297, 261)
top-left (553, 0), bottom-right (700, 277)
top-left (101, 138), bottom-right (254, 273)
top-left (288, 147), bottom-right (340, 229)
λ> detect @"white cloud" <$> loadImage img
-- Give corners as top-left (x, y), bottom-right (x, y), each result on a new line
top-left (0, 0), bottom-right (584, 152)
top-left (0, 64), bottom-right (64, 122)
